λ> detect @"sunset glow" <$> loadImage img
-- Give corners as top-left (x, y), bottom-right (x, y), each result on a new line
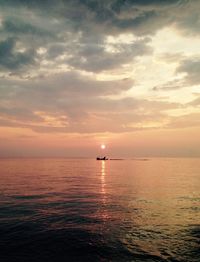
top-left (0, 1), bottom-right (200, 157)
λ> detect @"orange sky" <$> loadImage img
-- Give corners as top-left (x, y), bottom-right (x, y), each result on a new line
top-left (0, 126), bottom-right (199, 157)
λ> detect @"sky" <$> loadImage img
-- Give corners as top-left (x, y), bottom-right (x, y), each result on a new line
top-left (0, 0), bottom-right (200, 157)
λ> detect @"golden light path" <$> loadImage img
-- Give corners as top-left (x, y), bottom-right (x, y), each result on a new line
top-left (100, 160), bottom-right (109, 220)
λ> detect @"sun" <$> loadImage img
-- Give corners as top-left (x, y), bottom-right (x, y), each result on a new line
top-left (101, 144), bottom-right (106, 150)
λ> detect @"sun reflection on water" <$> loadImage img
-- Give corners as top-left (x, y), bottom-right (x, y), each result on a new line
top-left (100, 160), bottom-right (110, 221)
top-left (101, 160), bottom-right (106, 196)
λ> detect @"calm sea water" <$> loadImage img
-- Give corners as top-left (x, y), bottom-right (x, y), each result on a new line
top-left (0, 158), bottom-right (199, 262)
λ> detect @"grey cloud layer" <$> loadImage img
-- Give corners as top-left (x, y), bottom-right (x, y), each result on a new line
top-left (153, 57), bottom-right (200, 91)
top-left (1, 0), bottom-right (198, 36)
top-left (0, 37), bottom-right (36, 70)
top-left (0, 0), bottom-right (199, 134)
top-left (0, 73), bottom-right (180, 133)
top-left (0, 0), bottom-right (198, 73)
top-left (177, 58), bottom-right (200, 86)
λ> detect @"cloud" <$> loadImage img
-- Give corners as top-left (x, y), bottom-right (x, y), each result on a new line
top-left (0, 0), bottom-right (199, 77)
top-left (0, 72), bottom-right (134, 122)
top-left (0, 69), bottom-right (180, 133)
top-left (0, 0), bottom-right (199, 39)
top-left (176, 58), bottom-right (200, 86)
top-left (153, 79), bottom-right (186, 91)
top-left (0, 0), bottom-right (199, 138)
top-left (0, 2), bottom-right (153, 75)
top-left (66, 37), bottom-right (152, 72)
top-left (0, 37), bottom-right (36, 70)
top-left (1, 18), bottom-right (52, 37)
top-left (157, 52), bottom-right (185, 63)
top-left (153, 56), bottom-right (200, 91)
top-left (167, 113), bottom-right (200, 129)
top-left (187, 96), bottom-right (200, 106)
top-left (0, 106), bottom-right (43, 122)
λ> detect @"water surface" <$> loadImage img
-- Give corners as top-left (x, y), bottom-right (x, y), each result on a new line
top-left (0, 158), bottom-right (199, 261)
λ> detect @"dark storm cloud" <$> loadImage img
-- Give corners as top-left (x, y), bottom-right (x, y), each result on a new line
top-left (1, 18), bottom-right (53, 37)
top-left (66, 0), bottom-right (180, 35)
top-left (1, 1), bottom-right (154, 74)
top-left (0, 0), bottom-right (57, 9)
top-left (0, 0), bottom-right (198, 75)
top-left (0, 0), bottom-right (198, 37)
top-left (67, 37), bottom-right (152, 72)
top-left (0, 37), bottom-right (36, 70)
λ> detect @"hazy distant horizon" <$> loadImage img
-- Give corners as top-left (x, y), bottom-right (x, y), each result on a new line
top-left (0, 154), bottom-right (199, 159)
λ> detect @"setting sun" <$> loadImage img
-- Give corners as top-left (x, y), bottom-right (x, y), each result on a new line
top-left (101, 144), bottom-right (106, 150)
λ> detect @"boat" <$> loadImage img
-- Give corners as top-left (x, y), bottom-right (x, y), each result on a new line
top-left (96, 156), bottom-right (108, 160)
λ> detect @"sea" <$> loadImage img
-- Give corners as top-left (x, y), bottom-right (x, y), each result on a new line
top-left (0, 158), bottom-right (199, 262)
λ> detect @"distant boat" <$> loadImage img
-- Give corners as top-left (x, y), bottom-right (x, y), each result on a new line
top-left (96, 156), bottom-right (108, 160)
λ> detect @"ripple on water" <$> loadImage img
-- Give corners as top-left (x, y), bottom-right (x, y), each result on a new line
top-left (0, 158), bottom-right (200, 261)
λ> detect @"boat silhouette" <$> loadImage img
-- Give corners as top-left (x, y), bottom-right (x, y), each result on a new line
top-left (96, 156), bottom-right (108, 160)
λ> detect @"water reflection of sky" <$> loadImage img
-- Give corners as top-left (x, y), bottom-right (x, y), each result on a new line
top-left (0, 158), bottom-right (200, 262)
